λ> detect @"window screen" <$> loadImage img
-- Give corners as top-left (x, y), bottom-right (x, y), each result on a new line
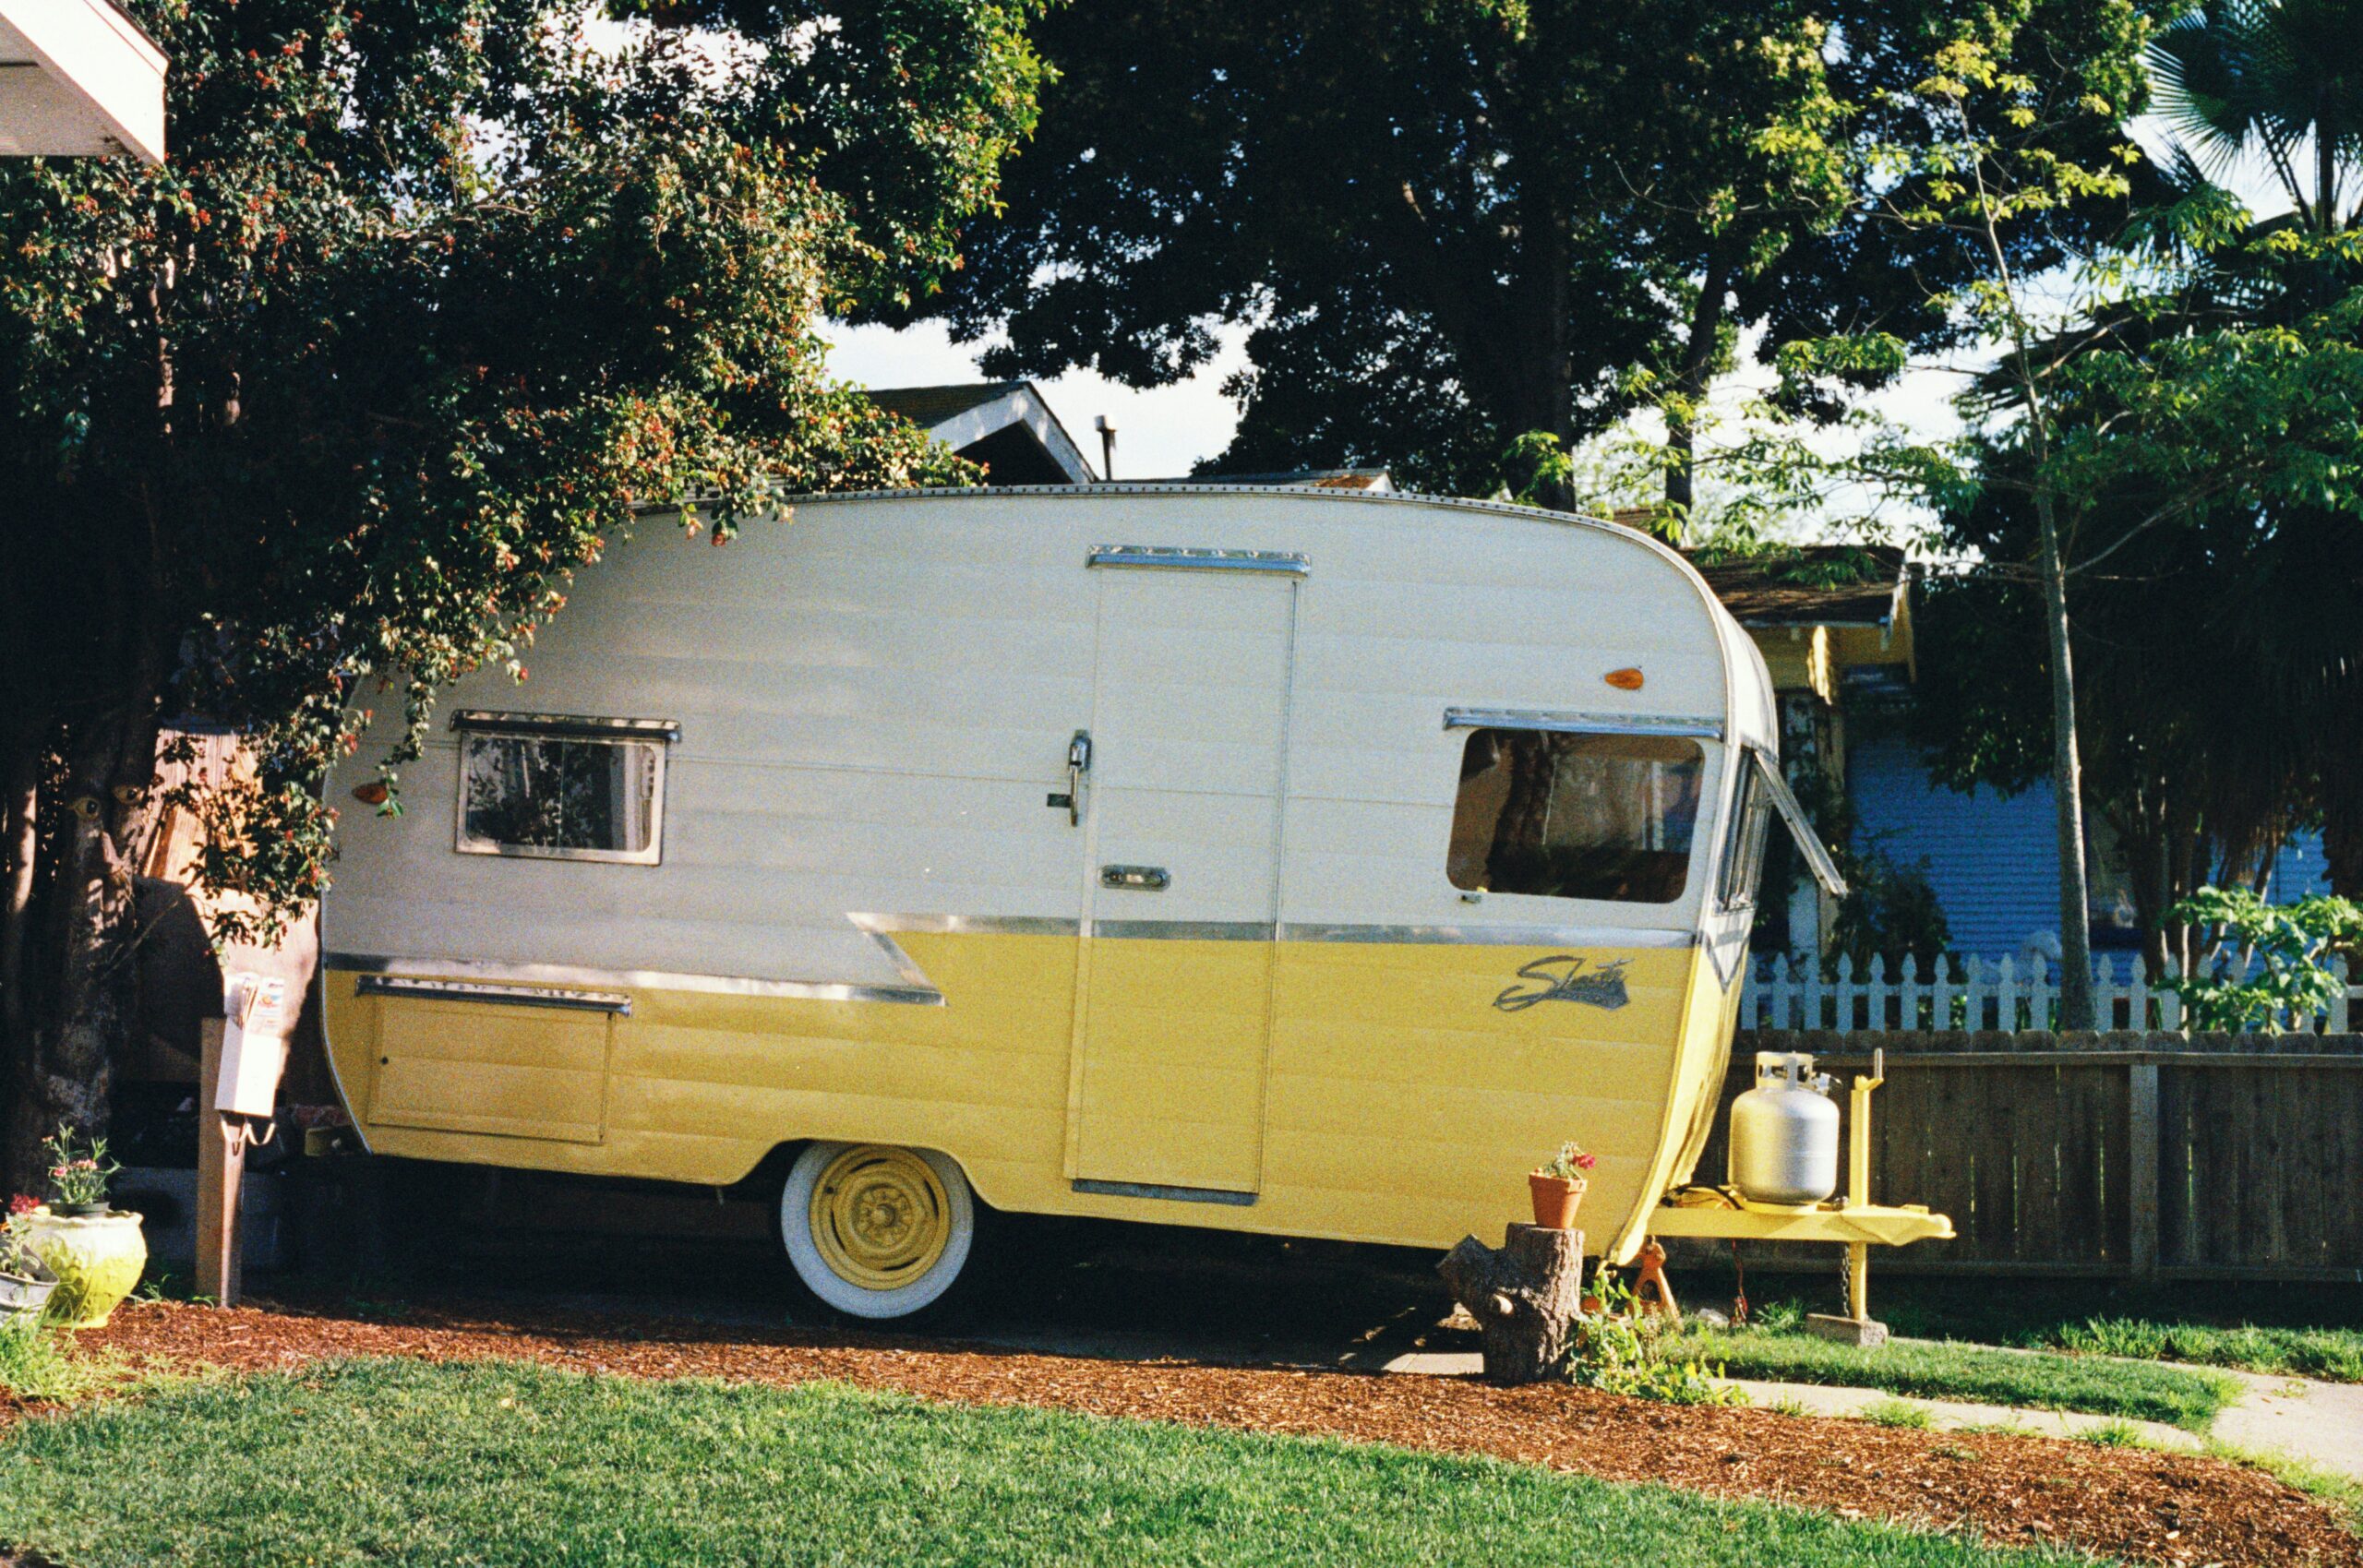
top-left (456, 729), bottom-right (666, 864)
top-left (1447, 730), bottom-right (1704, 904)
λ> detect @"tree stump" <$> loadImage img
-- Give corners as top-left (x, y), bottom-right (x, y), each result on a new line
top-left (1438, 1224), bottom-right (1585, 1384)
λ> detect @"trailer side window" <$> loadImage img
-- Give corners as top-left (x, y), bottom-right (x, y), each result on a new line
top-left (452, 713), bottom-right (674, 865)
top-left (1720, 758), bottom-right (1774, 909)
top-left (1447, 730), bottom-right (1703, 904)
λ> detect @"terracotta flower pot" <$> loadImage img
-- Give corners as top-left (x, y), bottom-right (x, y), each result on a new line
top-left (1528, 1172), bottom-right (1587, 1230)
top-left (21, 1209), bottom-right (145, 1329)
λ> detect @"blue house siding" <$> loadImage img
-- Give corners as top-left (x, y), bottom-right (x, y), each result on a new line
top-left (1845, 737), bottom-right (2342, 959)
top-left (1846, 732), bottom-right (2061, 959)
top-left (2267, 832), bottom-right (2335, 903)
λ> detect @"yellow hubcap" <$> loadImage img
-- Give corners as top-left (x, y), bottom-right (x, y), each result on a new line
top-left (808, 1145), bottom-right (953, 1292)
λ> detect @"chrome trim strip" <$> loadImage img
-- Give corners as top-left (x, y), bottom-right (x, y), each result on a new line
top-left (1444, 706), bottom-right (1724, 740)
top-left (848, 913), bottom-right (1080, 938)
top-left (450, 838), bottom-right (665, 868)
top-left (356, 974), bottom-right (632, 1016)
top-left (326, 952), bottom-right (943, 1007)
top-left (328, 918), bottom-right (1697, 1011)
top-left (1096, 919), bottom-right (1274, 941)
top-left (1072, 1179), bottom-right (1258, 1207)
top-left (1280, 922), bottom-right (1698, 949)
top-left (450, 711), bottom-right (682, 743)
top-left (1087, 545), bottom-right (1308, 576)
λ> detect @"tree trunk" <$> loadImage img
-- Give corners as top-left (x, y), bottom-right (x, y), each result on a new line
top-left (2319, 748), bottom-right (2363, 897)
top-left (1491, 183), bottom-right (1576, 512)
top-left (2036, 497), bottom-right (2095, 1029)
top-left (1438, 1223), bottom-right (1586, 1384)
top-left (2, 702), bottom-right (161, 1196)
top-left (0, 728), bottom-right (40, 1045)
top-left (1663, 253), bottom-right (1733, 528)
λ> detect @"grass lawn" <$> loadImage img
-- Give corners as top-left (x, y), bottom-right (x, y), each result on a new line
top-left (2044, 1317), bottom-right (2363, 1382)
top-left (0, 1318), bottom-right (119, 1402)
top-left (0, 1359), bottom-right (2097, 1568)
top-left (1697, 1272), bottom-right (2363, 1384)
top-left (1666, 1321), bottom-right (2242, 1430)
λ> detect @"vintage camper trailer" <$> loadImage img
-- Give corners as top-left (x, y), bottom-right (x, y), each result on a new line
top-left (321, 485), bottom-right (1870, 1318)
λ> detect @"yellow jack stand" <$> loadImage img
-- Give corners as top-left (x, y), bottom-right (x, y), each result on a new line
top-left (1806, 1054), bottom-right (1891, 1347)
top-left (1648, 1048), bottom-right (1942, 1347)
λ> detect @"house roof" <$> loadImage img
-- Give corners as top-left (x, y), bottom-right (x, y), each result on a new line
top-left (868, 381), bottom-right (1097, 485)
top-left (869, 382), bottom-right (1026, 427)
top-left (1681, 545), bottom-right (1911, 630)
top-left (0, 0), bottom-right (165, 162)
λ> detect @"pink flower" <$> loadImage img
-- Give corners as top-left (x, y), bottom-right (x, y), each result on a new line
top-left (1574, 1153), bottom-right (1598, 1171)
top-left (6, 1194), bottom-right (34, 1216)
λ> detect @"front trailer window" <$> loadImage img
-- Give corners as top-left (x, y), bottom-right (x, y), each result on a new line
top-left (1446, 729), bottom-right (1704, 904)
top-left (456, 726), bottom-right (667, 864)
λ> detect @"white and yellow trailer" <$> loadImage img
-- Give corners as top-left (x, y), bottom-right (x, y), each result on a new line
top-left (321, 485), bottom-right (1937, 1318)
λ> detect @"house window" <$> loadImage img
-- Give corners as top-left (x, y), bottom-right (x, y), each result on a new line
top-left (451, 712), bottom-right (678, 865)
top-left (1721, 756), bottom-right (1775, 910)
top-left (1447, 729), bottom-right (1704, 904)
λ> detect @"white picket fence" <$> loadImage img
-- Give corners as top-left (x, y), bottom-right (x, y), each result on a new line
top-left (1738, 952), bottom-right (2359, 1035)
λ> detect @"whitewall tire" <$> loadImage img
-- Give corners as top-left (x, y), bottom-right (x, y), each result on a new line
top-left (779, 1142), bottom-right (977, 1320)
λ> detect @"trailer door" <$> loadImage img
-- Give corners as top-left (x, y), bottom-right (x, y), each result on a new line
top-left (1066, 552), bottom-right (1301, 1202)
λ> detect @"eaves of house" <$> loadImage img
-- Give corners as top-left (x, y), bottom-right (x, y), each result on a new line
top-left (1679, 544), bottom-right (1915, 704)
top-left (869, 381), bottom-right (1098, 486)
top-left (0, 0), bottom-right (166, 162)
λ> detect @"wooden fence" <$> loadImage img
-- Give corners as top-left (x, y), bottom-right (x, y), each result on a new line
top-left (1738, 952), bottom-right (2359, 1035)
top-left (1683, 1030), bottom-right (2363, 1281)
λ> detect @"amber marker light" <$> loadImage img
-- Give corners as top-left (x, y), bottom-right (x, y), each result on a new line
top-left (352, 781), bottom-right (390, 806)
top-left (1604, 667), bottom-right (1645, 690)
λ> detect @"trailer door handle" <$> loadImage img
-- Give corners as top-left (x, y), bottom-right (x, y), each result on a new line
top-left (1100, 865), bottom-right (1170, 892)
top-left (1055, 730), bottom-right (1092, 826)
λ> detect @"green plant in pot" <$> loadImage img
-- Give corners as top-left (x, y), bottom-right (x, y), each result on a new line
top-left (42, 1124), bottom-right (118, 1218)
top-left (0, 1196), bottom-right (58, 1325)
top-left (20, 1126), bottom-right (145, 1329)
top-left (1529, 1141), bottom-right (1596, 1229)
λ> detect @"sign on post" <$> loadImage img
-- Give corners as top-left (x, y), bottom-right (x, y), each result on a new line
top-left (197, 973), bottom-right (294, 1306)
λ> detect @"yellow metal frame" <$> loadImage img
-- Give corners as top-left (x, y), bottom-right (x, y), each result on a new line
top-left (1645, 1197), bottom-right (1953, 1249)
top-left (1646, 1048), bottom-right (1951, 1322)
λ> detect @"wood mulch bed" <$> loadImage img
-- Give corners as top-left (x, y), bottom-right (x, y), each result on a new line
top-left (6, 1299), bottom-right (2348, 1567)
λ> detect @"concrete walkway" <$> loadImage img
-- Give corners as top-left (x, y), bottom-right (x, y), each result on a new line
top-left (1372, 1345), bottom-right (2363, 1480)
top-left (2201, 1363), bottom-right (2363, 1480)
top-left (1723, 1377), bottom-right (2194, 1444)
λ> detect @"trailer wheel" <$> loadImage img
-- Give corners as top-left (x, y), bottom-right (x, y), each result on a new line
top-left (779, 1142), bottom-right (977, 1320)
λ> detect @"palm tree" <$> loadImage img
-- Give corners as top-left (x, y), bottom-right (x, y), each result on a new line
top-left (2150, 0), bottom-right (2363, 233)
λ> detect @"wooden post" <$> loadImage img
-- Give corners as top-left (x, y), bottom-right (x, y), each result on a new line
top-left (2128, 1059), bottom-right (2161, 1282)
top-left (195, 1016), bottom-right (245, 1307)
top-left (1439, 1225), bottom-right (1585, 1384)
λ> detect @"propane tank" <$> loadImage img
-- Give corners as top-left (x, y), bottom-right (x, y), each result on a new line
top-left (1728, 1051), bottom-right (1840, 1205)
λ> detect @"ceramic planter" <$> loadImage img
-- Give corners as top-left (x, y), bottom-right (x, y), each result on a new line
top-left (20, 1210), bottom-right (146, 1329)
top-left (0, 1256), bottom-right (57, 1325)
top-left (1528, 1173), bottom-right (1587, 1230)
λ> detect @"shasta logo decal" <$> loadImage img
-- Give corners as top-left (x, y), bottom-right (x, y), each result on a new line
top-left (1494, 955), bottom-right (1632, 1013)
